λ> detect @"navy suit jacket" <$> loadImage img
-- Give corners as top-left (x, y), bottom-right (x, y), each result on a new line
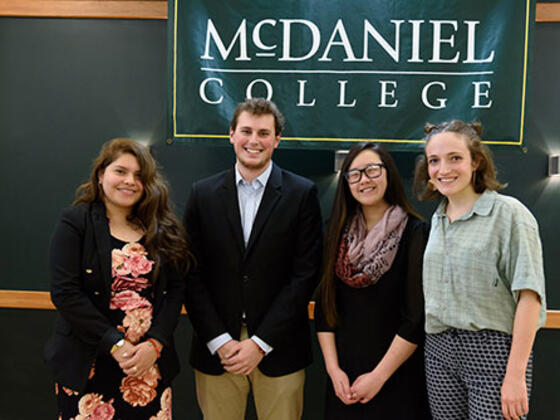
top-left (184, 164), bottom-right (322, 376)
top-left (44, 201), bottom-right (184, 391)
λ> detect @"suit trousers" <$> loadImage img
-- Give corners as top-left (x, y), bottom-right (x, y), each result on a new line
top-left (194, 326), bottom-right (305, 420)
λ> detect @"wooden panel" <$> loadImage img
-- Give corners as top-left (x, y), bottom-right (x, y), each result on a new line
top-left (0, 290), bottom-right (55, 310)
top-left (536, 3), bottom-right (560, 22)
top-left (0, 0), bottom-right (167, 20)
top-left (1, 2), bottom-right (559, 22)
top-left (1, 290), bottom-right (559, 329)
top-left (545, 310), bottom-right (560, 329)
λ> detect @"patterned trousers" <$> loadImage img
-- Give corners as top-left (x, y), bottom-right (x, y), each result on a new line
top-left (425, 329), bottom-right (533, 420)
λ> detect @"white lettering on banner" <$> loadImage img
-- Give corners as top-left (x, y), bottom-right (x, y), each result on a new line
top-left (378, 81), bottom-right (398, 108)
top-left (422, 81), bottom-right (447, 109)
top-left (280, 19), bottom-right (321, 61)
top-left (464, 21), bottom-right (495, 63)
top-left (201, 18), bottom-right (495, 64)
top-left (337, 80), bottom-right (357, 107)
top-left (297, 80), bottom-right (316, 106)
top-left (198, 77), bottom-right (492, 110)
top-left (202, 19), bottom-right (249, 61)
top-left (246, 79), bottom-right (273, 100)
top-left (429, 20), bottom-right (460, 63)
top-left (408, 20), bottom-right (424, 63)
top-left (253, 19), bottom-right (277, 57)
top-left (319, 20), bottom-right (358, 62)
top-left (472, 81), bottom-right (493, 108)
top-left (361, 20), bottom-right (403, 62)
top-left (199, 78), bottom-right (224, 104)
top-left (197, 17), bottom-right (497, 112)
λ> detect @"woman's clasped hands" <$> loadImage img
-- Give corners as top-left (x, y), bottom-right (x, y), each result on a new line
top-left (328, 366), bottom-right (386, 405)
top-left (112, 339), bottom-right (161, 377)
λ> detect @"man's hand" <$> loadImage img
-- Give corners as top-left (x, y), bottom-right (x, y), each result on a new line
top-left (216, 339), bottom-right (241, 362)
top-left (221, 339), bottom-right (264, 375)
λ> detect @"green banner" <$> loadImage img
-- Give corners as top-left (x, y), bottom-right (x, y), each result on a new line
top-left (169, 0), bottom-right (534, 150)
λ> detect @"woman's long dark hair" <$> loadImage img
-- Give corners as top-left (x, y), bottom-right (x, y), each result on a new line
top-left (320, 143), bottom-right (421, 328)
top-left (74, 138), bottom-right (193, 276)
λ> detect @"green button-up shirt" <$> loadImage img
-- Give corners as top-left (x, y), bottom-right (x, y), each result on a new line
top-left (423, 190), bottom-right (546, 334)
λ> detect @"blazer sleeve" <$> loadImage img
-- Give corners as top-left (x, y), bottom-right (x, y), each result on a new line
top-left (146, 262), bottom-right (186, 349)
top-left (397, 219), bottom-right (429, 344)
top-left (183, 183), bottom-right (230, 343)
top-left (254, 183), bottom-right (323, 347)
top-left (49, 207), bottom-right (123, 354)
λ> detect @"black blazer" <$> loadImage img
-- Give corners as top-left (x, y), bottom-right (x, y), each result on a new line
top-left (44, 201), bottom-right (185, 392)
top-left (184, 164), bottom-right (323, 376)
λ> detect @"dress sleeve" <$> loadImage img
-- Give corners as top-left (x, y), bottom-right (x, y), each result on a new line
top-left (397, 220), bottom-right (429, 344)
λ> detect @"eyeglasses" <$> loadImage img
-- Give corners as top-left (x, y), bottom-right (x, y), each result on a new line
top-left (344, 163), bottom-right (385, 184)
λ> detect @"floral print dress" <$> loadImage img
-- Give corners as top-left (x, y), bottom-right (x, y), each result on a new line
top-left (55, 238), bottom-right (172, 420)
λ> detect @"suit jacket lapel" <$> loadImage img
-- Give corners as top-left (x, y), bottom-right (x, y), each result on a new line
top-left (219, 169), bottom-right (245, 254)
top-left (245, 164), bottom-right (282, 258)
top-left (91, 201), bottom-right (113, 296)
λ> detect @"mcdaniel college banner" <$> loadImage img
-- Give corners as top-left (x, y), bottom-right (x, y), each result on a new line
top-left (168, 0), bottom-right (535, 150)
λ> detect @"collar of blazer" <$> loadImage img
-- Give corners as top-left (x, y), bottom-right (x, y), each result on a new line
top-left (220, 164), bottom-right (283, 258)
top-left (90, 201), bottom-right (114, 296)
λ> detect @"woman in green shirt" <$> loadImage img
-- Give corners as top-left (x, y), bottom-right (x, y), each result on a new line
top-left (414, 121), bottom-right (546, 420)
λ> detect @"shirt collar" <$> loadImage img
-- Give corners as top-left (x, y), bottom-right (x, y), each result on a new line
top-left (435, 189), bottom-right (496, 219)
top-left (235, 161), bottom-right (273, 189)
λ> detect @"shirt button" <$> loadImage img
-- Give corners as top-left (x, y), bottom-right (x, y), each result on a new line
top-left (242, 275), bottom-right (249, 283)
top-left (93, 291), bottom-right (100, 296)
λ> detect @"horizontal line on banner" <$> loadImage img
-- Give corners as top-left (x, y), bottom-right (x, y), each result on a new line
top-left (172, 135), bottom-right (519, 145)
top-left (200, 67), bottom-right (494, 76)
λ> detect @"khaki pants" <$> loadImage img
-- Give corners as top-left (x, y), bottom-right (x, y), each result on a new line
top-left (194, 327), bottom-right (305, 420)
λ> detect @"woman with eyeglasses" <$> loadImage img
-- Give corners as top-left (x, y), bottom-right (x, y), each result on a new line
top-left (314, 143), bottom-right (431, 419)
top-left (414, 121), bottom-right (546, 420)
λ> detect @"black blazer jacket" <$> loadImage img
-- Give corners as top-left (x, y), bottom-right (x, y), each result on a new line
top-left (184, 164), bottom-right (323, 376)
top-left (44, 201), bottom-right (185, 392)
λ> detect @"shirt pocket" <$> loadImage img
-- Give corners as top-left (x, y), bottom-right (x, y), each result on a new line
top-left (463, 248), bottom-right (503, 298)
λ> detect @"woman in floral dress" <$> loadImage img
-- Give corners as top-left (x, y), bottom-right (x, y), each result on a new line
top-left (44, 138), bottom-right (192, 419)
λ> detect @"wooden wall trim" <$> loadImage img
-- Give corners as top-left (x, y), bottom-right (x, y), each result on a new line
top-left (0, 0), bottom-right (167, 20)
top-left (1, 290), bottom-right (559, 329)
top-left (0, 290), bottom-right (55, 310)
top-left (536, 3), bottom-right (560, 22)
top-left (0, 2), bottom-right (559, 22)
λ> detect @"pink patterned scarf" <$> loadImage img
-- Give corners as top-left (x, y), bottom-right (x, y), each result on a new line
top-left (335, 205), bottom-right (408, 288)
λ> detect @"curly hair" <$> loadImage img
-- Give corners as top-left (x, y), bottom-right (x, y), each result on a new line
top-left (74, 138), bottom-right (192, 275)
top-left (413, 120), bottom-right (506, 201)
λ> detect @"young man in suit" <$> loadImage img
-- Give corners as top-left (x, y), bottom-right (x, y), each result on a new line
top-left (184, 98), bottom-right (322, 419)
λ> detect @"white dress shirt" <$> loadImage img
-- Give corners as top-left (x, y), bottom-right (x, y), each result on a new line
top-left (207, 162), bottom-right (274, 356)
